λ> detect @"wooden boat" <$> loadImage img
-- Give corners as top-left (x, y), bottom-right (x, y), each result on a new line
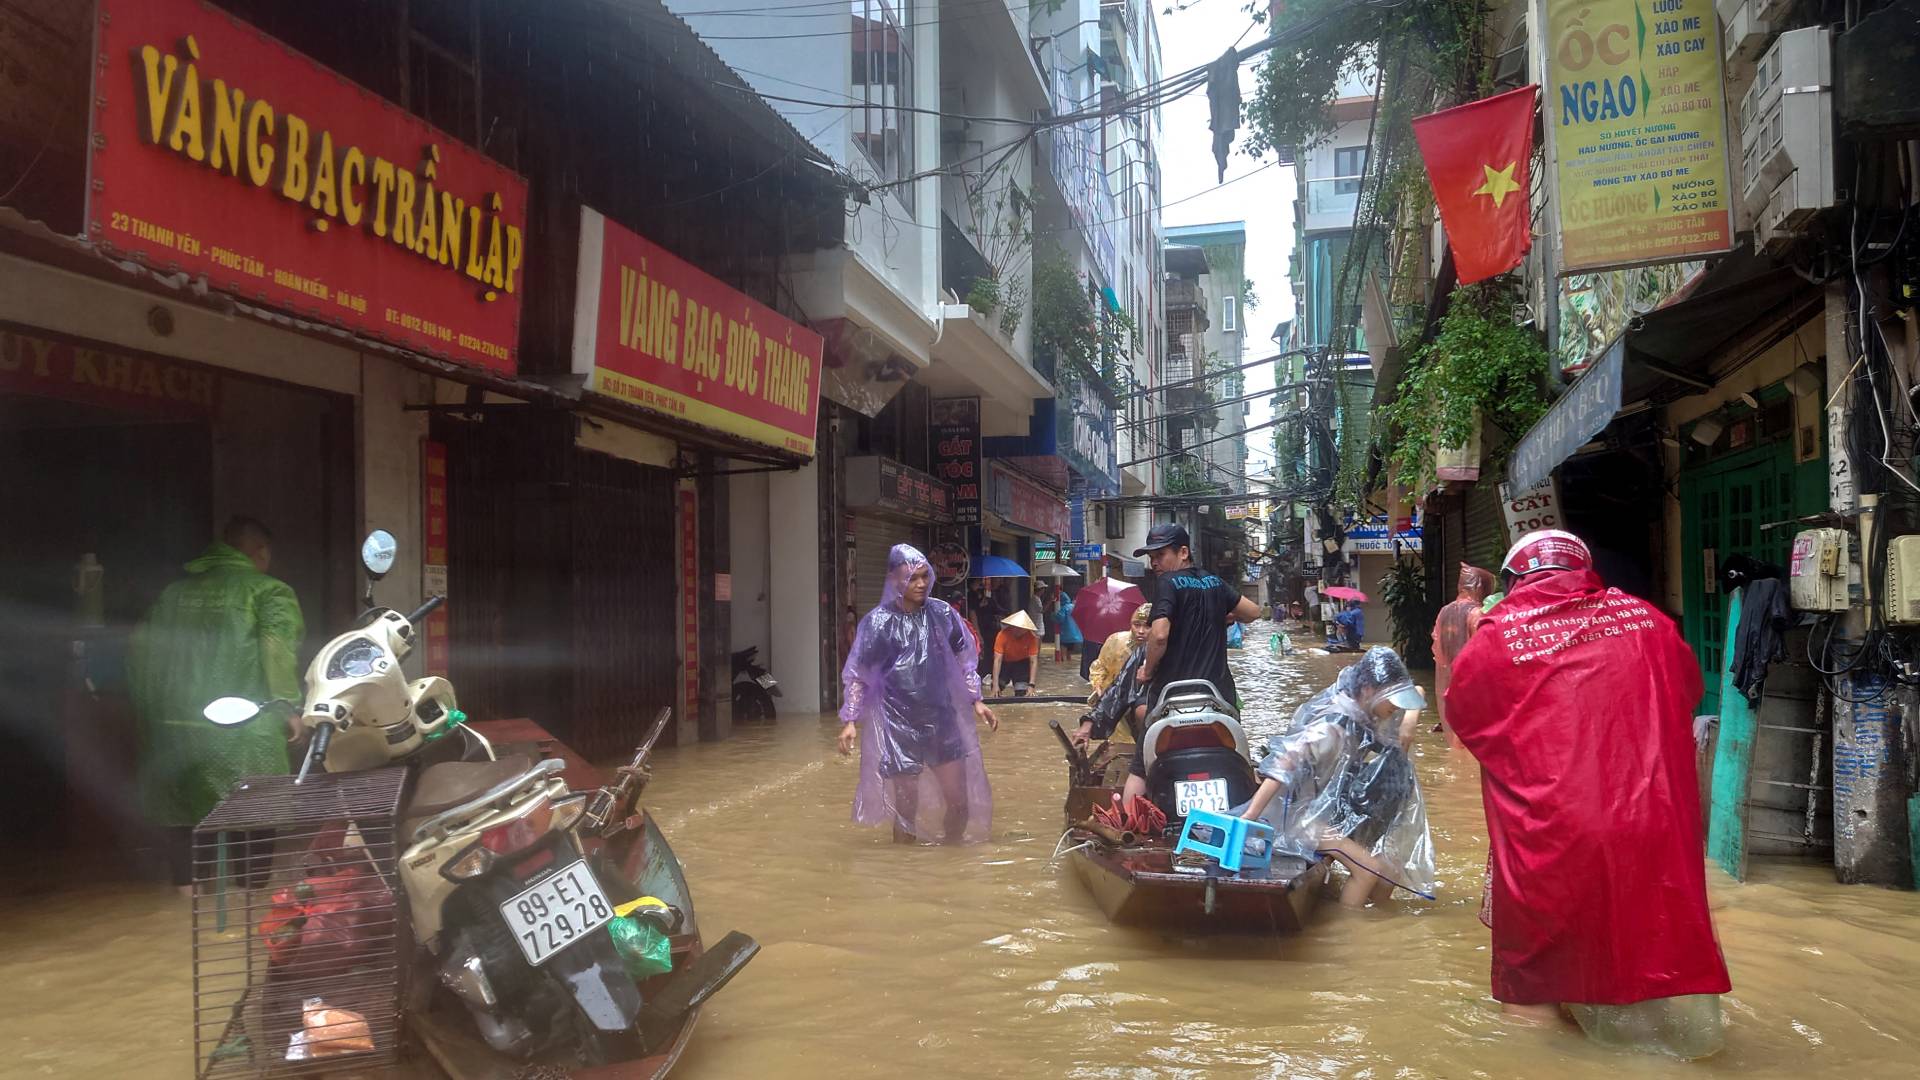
top-left (1067, 840), bottom-right (1326, 933)
top-left (1056, 724), bottom-right (1326, 934)
top-left (407, 718), bottom-right (750, 1080)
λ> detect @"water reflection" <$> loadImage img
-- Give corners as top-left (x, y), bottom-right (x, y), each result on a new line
top-left (650, 620), bottom-right (1920, 1079)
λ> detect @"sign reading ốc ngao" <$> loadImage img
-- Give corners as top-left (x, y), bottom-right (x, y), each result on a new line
top-left (1542, 0), bottom-right (1734, 272)
top-left (87, 0), bottom-right (529, 373)
top-left (571, 208), bottom-right (825, 458)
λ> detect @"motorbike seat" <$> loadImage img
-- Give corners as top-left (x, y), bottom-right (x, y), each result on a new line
top-left (405, 754), bottom-right (535, 822)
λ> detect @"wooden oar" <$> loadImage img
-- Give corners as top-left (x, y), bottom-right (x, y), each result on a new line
top-left (1075, 817), bottom-right (1137, 847)
top-left (1047, 717), bottom-right (1088, 776)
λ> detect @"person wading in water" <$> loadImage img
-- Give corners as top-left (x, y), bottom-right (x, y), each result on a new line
top-left (1445, 529), bottom-right (1731, 1057)
top-left (837, 545), bottom-right (998, 844)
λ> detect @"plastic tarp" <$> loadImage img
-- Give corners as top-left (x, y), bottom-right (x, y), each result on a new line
top-left (1250, 648), bottom-right (1436, 898)
top-left (129, 543), bottom-right (306, 826)
top-left (1445, 567), bottom-right (1731, 1008)
top-left (840, 545), bottom-right (993, 843)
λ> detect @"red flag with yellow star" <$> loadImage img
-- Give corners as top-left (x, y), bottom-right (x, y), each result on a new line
top-left (1410, 85), bottom-right (1538, 285)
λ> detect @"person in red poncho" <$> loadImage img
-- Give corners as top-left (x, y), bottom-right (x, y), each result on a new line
top-left (1430, 564), bottom-right (1496, 745)
top-left (1444, 529), bottom-right (1729, 1057)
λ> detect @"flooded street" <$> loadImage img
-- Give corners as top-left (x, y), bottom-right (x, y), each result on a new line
top-left (4, 621), bottom-right (1918, 1078)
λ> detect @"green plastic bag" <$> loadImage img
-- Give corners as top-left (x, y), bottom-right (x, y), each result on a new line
top-left (607, 915), bottom-right (673, 979)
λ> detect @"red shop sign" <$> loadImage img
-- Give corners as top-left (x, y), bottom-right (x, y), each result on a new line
top-left (571, 207), bottom-right (824, 457)
top-left (421, 440), bottom-right (450, 676)
top-left (680, 487), bottom-right (700, 721)
top-left (0, 326), bottom-right (217, 417)
top-left (1003, 466), bottom-right (1069, 536)
top-left (86, 0), bottom-right (528, 374)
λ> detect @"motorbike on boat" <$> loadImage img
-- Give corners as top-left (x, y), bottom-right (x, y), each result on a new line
top-left (197, 530), bottom-right (756, 1075)
top-left (729, 646), bottom-right (780, 723)
top-left (1052, 679), bottom-right (1327, 932)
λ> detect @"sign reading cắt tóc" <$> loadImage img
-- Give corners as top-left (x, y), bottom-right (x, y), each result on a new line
top-left (571, 207), bottom-right (825, 458)
top-left (86, 0), bottom-right (528, 373)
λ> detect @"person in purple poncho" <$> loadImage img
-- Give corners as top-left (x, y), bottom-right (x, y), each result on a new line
top-left (837, 544), bottom-right (998, 844)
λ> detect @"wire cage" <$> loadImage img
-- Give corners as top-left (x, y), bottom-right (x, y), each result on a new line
top-left (190, 768), bottom-right (410, 1078)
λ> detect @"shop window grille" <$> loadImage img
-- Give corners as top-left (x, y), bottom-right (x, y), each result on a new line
top-left (189, 768), bottom-right (409, 1078)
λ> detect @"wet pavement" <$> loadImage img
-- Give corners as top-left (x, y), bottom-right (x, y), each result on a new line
top-left (4, 620), bottom-right (1919, 1077)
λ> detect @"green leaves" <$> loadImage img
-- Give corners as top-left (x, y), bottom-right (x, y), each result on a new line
top-left (1379, 283), bottom-right (1549, 490)
top-left (1032, 246), bottom-right (1131, 398)
top-left (1379, 558), bottom-right (1434, 667)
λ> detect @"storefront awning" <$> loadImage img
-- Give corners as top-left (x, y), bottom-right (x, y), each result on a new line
top-left (1621, 245), bottom-right (1816, 407)
top-left (1507, 242), bottom-right (1819, 490)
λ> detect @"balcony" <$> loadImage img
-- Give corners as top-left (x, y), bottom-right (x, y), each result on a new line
top-left (1164, 278), bottom-right (1208, 317)
top-left (1304, 176), bottom-right (1362, 232)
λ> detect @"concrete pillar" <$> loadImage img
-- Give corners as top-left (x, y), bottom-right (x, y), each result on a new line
top-left (730, 471), bottom-right (773, 656)
top-left (357, 357), bottom-right (429, 617)
top-left (768, 458), bottom-right (824, 713)
top-left (1832, 676), bottom-right (1914, 885)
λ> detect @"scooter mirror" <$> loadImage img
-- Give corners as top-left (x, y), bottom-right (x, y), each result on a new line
top-left (361, 530), bottom-right (397, 579)
top-left (204, 696), bottom-right (262, 726)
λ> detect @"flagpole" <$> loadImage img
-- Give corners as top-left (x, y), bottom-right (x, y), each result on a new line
top-left (1530, 0), bottom-right (1565, 389)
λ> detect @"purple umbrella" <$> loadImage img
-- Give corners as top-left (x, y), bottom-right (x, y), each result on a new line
top-left (1073, 576), bottom-right (1148, 646)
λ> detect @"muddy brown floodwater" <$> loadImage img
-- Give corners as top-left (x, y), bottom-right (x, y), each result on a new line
top-left (4, 621), bottom-right (1919, 1078)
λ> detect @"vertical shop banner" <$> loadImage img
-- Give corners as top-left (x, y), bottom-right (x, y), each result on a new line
top-left (1542, 0), bottom-right (1734, 271)
top-left (931, 398), bottom-right (982, 525)
top-left (421, 441), bottom-right (450, 676)
top-left (1055, 372), bottom-right (1119, 497)
top-left (680, 488), bottom-right (699, 721)
top-left (86, 0), bottom-right (528, 373)
top-left (572, 207), bottom-right (825, 457)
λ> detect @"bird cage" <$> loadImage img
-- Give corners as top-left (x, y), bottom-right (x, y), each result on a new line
top-left (189, 767), bottom-right (409, 1077)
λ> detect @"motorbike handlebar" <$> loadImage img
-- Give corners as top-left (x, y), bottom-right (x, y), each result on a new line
top-left (405, 595), bottom-right (445, 626)
top-left (295, 721), bottom-right (335, 785)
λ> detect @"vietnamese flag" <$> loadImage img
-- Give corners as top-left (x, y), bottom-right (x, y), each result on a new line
top-left (1410, 85), bottom-right (1538, 285)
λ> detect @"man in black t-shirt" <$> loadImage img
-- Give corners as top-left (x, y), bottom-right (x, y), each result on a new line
top-left (1121, 523), bottom-right (1261, 799)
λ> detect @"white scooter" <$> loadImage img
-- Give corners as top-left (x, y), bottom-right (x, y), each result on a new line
top-left (205, 530), bottom-right (756, 1065)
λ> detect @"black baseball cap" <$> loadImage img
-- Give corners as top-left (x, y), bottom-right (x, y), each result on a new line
top-left (1133, 523), bottom-right (1191, 557)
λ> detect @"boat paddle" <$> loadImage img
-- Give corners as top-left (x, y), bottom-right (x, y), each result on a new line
top-left (1075, 817), bottom-right (1137, 847)
top-left (1047, 717), bottom-right (1089, 774)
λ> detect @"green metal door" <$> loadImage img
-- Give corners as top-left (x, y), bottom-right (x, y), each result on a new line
top-left (1680, 447), bottom-right (1797, 716)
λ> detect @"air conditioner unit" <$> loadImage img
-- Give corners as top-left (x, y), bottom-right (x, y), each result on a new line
top-left (1789, 527), bottom-right (1851, 612)
top-left (1719, 0), bottom-right (1773, 65)
top-left (1739, 27), bottom-right (1834, 231)
top-left (1886, 535), bottom-right (1920, 625)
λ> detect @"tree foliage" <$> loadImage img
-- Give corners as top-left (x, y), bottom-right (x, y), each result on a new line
top-left (1378, 284), bottom-right (1550, 489)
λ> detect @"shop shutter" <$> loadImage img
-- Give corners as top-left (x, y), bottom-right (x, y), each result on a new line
top-left (854, 514), bottom-right (917, 614)
top-left (1438, 494), bottom-right (1465, 599)
top-left (1464, 476), bottom-right (1509, 573)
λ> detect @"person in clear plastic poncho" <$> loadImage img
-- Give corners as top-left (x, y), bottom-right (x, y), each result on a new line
top-left (1240, 646), bottom-right (1436, 907)
top-left (837, 545), bottom-right (998, 844)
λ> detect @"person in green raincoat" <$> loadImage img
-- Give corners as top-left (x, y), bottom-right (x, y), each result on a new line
top-left (129, 517), bottom-right (304, 893)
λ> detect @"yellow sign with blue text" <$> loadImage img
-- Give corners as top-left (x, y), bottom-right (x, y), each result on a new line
top-left (1543, 0), bottom-right (1734, 272)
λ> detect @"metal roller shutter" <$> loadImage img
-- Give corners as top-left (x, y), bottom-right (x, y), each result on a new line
top-left (1465, 476), bottom-right (1509, 573)
top-left (853, 514), bottom-right (917, 615)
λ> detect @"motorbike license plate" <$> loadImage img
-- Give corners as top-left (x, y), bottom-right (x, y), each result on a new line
top-left (498, 859), bottom-right (615, 967)
top-left (754, 673), bottom-right (778, 689)
top-left (1174, 778), bottom-right (1230, 816)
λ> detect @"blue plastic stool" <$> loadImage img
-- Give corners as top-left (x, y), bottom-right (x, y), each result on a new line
top-left (1174, 808), bottom-right (1275, 873)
